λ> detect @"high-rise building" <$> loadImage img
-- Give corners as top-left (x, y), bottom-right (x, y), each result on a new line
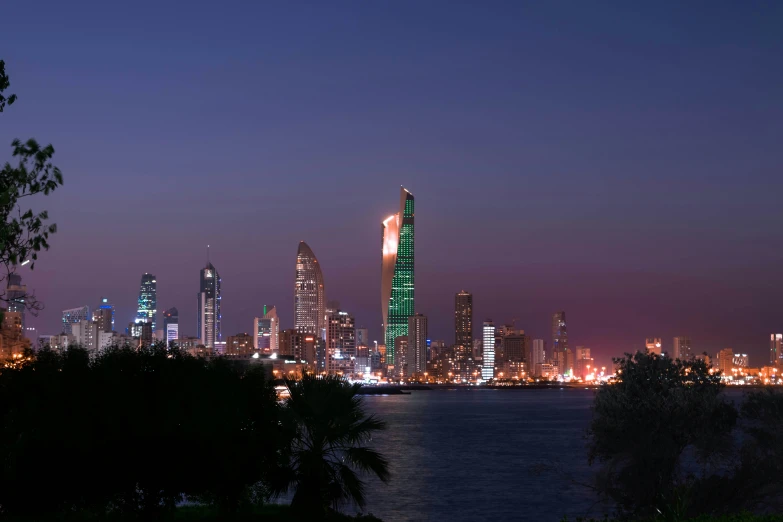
top-left (163, 307), bottom-right (179, 345)
top-left (71, 319), bottom-right (98, 351)
top-left (136, 273), bottom-right (157, 331)
top-left (326, 309), bottom-right (356, 374)
top-left (673, 336), bottom-right (691, 360)
top-left (482, 320), bottom-right (495, 380)
top-left (97, 297), bottom-right (115, 331)
top-left (254, 305), bottom-right (279, 354)
top-left (6, 273), bottom-right (26, 331)
top-left (552, 311), bottom-right (567, 354)
top-left (645, 338), bottom-right (662, 355)
top-left (294, 242), bottom-right (326, 336)
top-left (381, 187), bottom-right (415, 369)
top-left (408, 314), bottom-right (427, 376)
top-left (394, 336), bottom-right (409, 378)
top-left (531, 339), bottom-right (546, 376)
top-left (771, 334), bottom-right (782, 365)
top-left (453, 291), bottom-right (474, 381)
top-left (62, 306), bottom-right (90, 334)
top-left (733, 353), bottom-right (749, 368)
top-left (92, 307), bottom-right (113, 333)
top-left (717, 348), bottom-right (734, 374)
top-left (198, 262), bottom-right (221, 350)
top-left (356, 327), bottom-right (369, 349)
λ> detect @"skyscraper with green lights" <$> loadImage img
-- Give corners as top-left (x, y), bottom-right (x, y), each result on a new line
top-left (381, 187), bottom-right (415, 371)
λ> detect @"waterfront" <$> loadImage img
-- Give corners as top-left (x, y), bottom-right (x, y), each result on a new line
top-left (359, 388), bottom-right (604, 522)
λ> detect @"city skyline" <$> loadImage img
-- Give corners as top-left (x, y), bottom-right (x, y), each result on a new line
top-left (3, 2), bottom-right (783, 367)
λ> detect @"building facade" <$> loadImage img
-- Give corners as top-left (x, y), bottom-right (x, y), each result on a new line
top-left (530, 339), bottom-right (546, 376)
top-left (136, 273), bottom-right (157, 331)
top-left (162, 307), bottom-right (179, 345)
top-left (326, 309), bottom-right (356, 374)
top-left (6, 273), bottom-right (26, 331)
top-left (408, 313), bottom-right (428, 376)
top-left (771, 334), bottom-right (782, 365)
top-left (482, 320), bottom-right (495, 380)
top-left (382, 187), bottom-right (415, 370)
top-left (294, 241), bottom-right (326, 336)
top-left (254, 305), bottom-right (280, 354)
top-left (552, 311), bottom-right (567, 356)
top-left (198, 262), bottom-right (221, 350)
top-left (226, 333), bottom-right (255, 357)
top-left (62, 306), bottom-right (90, 334)
top-left (673, 336), bottom-right (692, 360)
top-left (646, 338), bottom-right (662, 355)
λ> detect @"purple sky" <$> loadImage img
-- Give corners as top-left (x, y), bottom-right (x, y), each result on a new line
top-left (2, 1), bottom-right (782, 368)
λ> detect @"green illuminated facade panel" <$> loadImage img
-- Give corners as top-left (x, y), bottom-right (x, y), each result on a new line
top-left (384, 189), bottom-right (415, 368)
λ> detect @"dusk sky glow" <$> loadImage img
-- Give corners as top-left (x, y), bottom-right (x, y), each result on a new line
top-left (2, 1), bottom-right (783, 367)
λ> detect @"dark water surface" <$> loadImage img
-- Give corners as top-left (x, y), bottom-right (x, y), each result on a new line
top-left (359, 388), bottom-right (604, 522)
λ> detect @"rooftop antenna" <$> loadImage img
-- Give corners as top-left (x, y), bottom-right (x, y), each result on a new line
top-left (207, 244), bottom-right (210, 265)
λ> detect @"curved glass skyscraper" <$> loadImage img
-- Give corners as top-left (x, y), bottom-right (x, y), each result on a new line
top-left (294, 241), bottom-right (326, 335)
top-left (382, 187), bottom-right (415, 369)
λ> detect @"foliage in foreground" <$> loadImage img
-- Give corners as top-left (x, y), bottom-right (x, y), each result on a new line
top-left (587, 352), bottom-right (783, 520)
top-left (0, 344), bottom-right (389, 520)
top-left (275, 374), bottom-right (390, 517)
top-left (0, 59), bottom-right (63, 310)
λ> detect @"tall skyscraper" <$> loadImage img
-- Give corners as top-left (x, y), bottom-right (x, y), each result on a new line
top-left (356, 327), bottom-right (369, 348)
top-left (771, 334), bottom-right (782, 365)
top-left (163, 307), bottom-right (179, 345)
top-left (673, 336), bottom-right (692, 360)
top-left (6, 273), bottom-right (26, 331)
top-left (552, 311), bottom-right (567, 354)
top-left (453, 291), bottom-right (473, 380)
top-left (408, 313), bottom-right (428, 375)
top-left (254, 305), bottom-right (280, 353)
top-left (198, 262), bottom-right (221, 350)
top-left (62, 305), bottom-right (90, 334)
top-left (717, 348), bottom-right (734, 374)
top-left (294, 241), bottom-right (326, 336)
top-left (135, 273), bottom-right (157, 331)
top-left (645, 338), bottom-right (662, 355)
top-left (381, 187), bottom-right (415, 368)
top-left (326, 309), bottom-right (356, 374)
top-left (482, 320), bottom-right (495, 380)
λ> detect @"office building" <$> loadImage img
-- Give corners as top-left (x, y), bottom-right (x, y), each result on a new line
top-left (530, 339), bottom-right (546, 376)
top-left (504, 333), bottom-right (527, 363)
top-left (326, 309), bottom-right (356, 374)
top-left (254, 305), bottom-right (279, 353)
top-left (71, 320), bottom-right (98, 351)
top-left (356, 327), bottom-right (369, 349)
top-left (162, 307), bottom-right (179, 345)
top-left (552, 311), bottom-right (567, 355)
top-left (394, 336), bottom-right (409, 379)
top-left (673, 336), bottom-right (692, 360)
top-left (381, 187), bottom-right (415, 369)
top-left (482, 320), bottom-right (495, 380)
top-left (717, 348), bottom-right (734, 374)
top-left (294, 241), bottom-right (326, 336)
top-left (408, 313), bottom-right (427, 375)
top-left (198, 261), bottom-right (221, 350)
top-left (136, 273), bottom-right (157, 331)
top-left (226, 333), bottom-right (255, 357)
top-left (733, 353), bottom-right (749, 368)
top-left (454, 291), bottom-right (473, 380)
top-left (771, 334), bottom-right (782, 365)
top-left (646, 338), bottom-right (662, 355)
top-left (6, 273), bottom-right (26, 331)
top-left (62, 306), bottom-right (90, 334)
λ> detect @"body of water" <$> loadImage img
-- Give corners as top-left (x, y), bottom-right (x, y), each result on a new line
top-left (359, 388), bottom-right (604, 522)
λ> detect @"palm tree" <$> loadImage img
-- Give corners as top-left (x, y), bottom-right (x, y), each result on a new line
top-left (278, 373), bottom-right (390, 517)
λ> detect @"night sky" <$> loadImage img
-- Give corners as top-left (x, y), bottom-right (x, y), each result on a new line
top-left (2, 1), bottom-right (782, 368)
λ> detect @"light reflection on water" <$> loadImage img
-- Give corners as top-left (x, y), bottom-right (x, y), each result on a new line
top-left (357, 389), bottom-right (604, 522)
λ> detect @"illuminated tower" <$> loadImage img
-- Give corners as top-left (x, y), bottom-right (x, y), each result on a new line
top-left (294, 242), bottom-right (326, 335)
top-left (198, 262), bottom-right (221, 350)
top-left (482, 320), bottom-right (496, 380)
top-left (136, 273), bottom-right (157, 331)
top-left (254, 305), bottom-right (280, 353)
top-left (381, 187), bottom-right (415, 369)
